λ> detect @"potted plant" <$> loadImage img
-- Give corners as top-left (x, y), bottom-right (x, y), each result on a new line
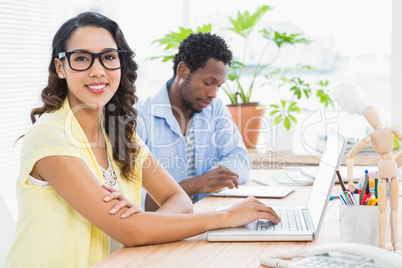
top-left (222, 5), bottom-right (312, 148)
top-left (148, 5), bottom-right (329, 148)
top-left (263, 65), bottom-right (333, 151)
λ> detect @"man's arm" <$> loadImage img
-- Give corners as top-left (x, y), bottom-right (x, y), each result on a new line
top-left (145, 165), bottom-right (239, 211)
top-left (208, 99), bottom-right (250, 184)
top-left (143, 98), bottom-right (250, 211)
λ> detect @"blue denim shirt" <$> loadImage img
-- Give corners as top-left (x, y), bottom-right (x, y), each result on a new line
top-left (136, 80), bottom-right (250, 203)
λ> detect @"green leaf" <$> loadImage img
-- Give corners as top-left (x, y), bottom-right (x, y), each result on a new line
top-left (261, 29), bottom-right (311, 48)
top-left (281, 99), bottom-right (286, 108)
top-left (265, 67), bottom-right (282, 80)
top-left (226, 60), bottom-right (245, 81)
top-left (303, 87), bottom-right (311, 98)
top-left (270, 104), bottom-right (280, 109)
top-left (284, 117), bottom-right (291, 130)
top-left (288, 102), bottom-right (301, 112)
top-left (301, 64), bottom-right (314, 71)
top-left (288, 102), bottom-right (297, 109)
top-left (196, 24), bottom-right (212, 33)
top-left (269, 110), bottom-right (279, 115)
top-left (288, 114), bottom-right (297, 123)
top-left (316, 80), bottom-right (329, 89)
top-left (297, 77), bottom-right (303, 85)
top-left (274, 115), bottom-right (282, 124)
top-left (316, 89), bottom-right (334, 108)
top-left (228, 5), bottom-right (273, 38)
top-left (236, 80), bottom-right (246, 103)
top-left (222, 87), bottom-right (237, 104)
top-left (152, 27), bottom-right (195, 51)
top-left (280, 76), bottom-right (289, 83)
top-left (290, 85), bottom-right (302, 99)
top-left (149, 25), bottom-right (212, 62)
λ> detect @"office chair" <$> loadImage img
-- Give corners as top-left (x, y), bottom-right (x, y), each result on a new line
top-left (0, 193), bottom-right (15, 267)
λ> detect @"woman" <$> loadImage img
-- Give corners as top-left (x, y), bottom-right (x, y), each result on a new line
top-left (5, 12), bottom-right (280, 268)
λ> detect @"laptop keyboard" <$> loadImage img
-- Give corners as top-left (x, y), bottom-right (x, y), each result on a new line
top-left (256, 208), bottom-right (303, 231)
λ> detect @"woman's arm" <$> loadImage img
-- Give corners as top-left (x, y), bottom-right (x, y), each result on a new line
top-left (102, 184), bottom-right (143, 218)
top-left (141, 152), bottom-right (193, 214)
top-left (31, 155), bottom-right (280, 247)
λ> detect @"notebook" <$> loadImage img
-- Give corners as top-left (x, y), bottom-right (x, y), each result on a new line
top-left (207, 129), bottom-right (347, 242)
top-left (210, 185), bottom-right (295, 198)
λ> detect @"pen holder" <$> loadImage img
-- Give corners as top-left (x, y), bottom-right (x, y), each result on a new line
top-left (339, 205), bottom-right (379, 246)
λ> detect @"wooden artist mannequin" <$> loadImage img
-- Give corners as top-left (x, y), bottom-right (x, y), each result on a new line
top-left (345, 106), bottom-right (401, 249)
top-left (331, 82), bottom-right (400, 250)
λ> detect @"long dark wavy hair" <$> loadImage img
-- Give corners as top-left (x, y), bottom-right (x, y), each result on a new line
top-left (30, 12), bottom-right (139, 181)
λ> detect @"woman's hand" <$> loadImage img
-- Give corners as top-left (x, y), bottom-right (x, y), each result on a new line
top-left (102, 184), bottom-right (143, 218)
top-left (222, 196), bottom-right (281, 228)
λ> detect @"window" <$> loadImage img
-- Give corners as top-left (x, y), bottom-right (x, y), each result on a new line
top-left (0, 0), bottom-right (72, 219)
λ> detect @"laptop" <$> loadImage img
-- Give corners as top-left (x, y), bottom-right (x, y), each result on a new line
top-left (210, 185), bottom-right (295, 198)
top-left (207, 129), bottom-right (347, 242)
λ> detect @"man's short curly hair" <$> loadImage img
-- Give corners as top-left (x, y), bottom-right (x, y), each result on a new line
top-left (173, 33), bottom-right (233, 77)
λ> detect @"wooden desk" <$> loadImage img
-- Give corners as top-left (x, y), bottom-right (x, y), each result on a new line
top-left (248, 148), bottom-right (402, 167)
top-left (93, 182), bottom-right (402, 267)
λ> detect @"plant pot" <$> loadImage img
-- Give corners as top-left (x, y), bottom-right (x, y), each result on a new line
top-left (227, 103), bottom-right (266, 148)
top-left (263, 118), bottom-right (296, 152)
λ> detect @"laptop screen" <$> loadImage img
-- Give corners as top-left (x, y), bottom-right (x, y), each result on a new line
top-left (307, 129), bottom-right (346, 233)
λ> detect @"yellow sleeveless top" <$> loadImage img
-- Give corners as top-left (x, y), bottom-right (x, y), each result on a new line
top-left (5, 98), bottom-right (149, 268)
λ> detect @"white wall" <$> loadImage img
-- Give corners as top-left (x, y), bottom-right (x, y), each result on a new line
top-left (391, 0), bottom-right (402, 128)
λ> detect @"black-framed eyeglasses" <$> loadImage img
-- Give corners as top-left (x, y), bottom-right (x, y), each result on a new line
top-left (58, 50), bottom-right (126, 71)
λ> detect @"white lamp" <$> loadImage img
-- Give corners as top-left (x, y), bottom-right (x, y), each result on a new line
top-left (330, 81), bottom-right (368, 115)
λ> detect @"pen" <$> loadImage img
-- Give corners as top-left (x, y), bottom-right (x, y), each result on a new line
top-left (360, 171), bottom-right (370, 204)
top-left (374, 172), bottom-right (378, 199)
top-left (361, 191), bottom-right (366, 205)
top-left (364, 170), bottom-right (370, 194)
top-left (339, 194), bottom-right (348, 205)
top-left (362, 193), bottom-right (371, 205)
top-left (369, 179), bottom-right (375, 195)
top-left (346, 191), bottom-right (357, 205)
top-left (342, 192), bottom-right (352, 205)
top-left (336, 170), bottom-right (346, 192)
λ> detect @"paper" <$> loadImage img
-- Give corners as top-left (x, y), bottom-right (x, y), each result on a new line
top-left (211, 185), bottom-right (295, 198)
top-left (253, 169), bottom-right (314, 186)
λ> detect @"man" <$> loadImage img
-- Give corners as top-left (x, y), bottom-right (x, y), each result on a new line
top-left (136, 33), bottom-right (250, 211)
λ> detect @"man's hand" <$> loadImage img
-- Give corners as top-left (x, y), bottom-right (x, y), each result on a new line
top-left (180, 166), bottom-right (239, 196)
top-left (144, 166), bottom-right (239, 211)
